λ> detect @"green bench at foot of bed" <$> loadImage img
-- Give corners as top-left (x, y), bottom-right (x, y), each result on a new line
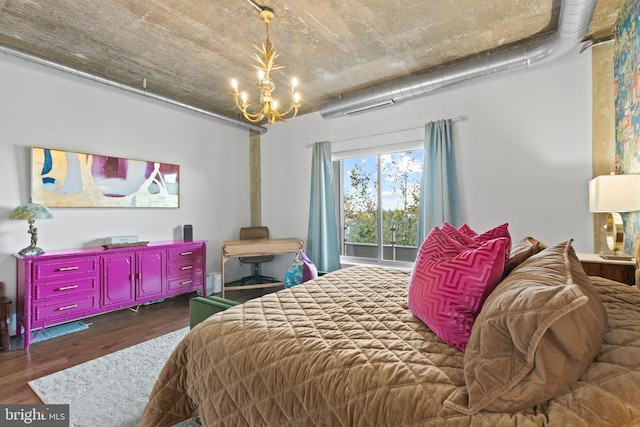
top-left (189, 296), bottom-right (240, 329)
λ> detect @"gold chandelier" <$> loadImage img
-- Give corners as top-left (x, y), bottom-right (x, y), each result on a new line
top-left (231, 7), bottom-right (300, 125)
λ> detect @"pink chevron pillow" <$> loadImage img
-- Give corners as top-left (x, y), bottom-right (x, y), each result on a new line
top-left (442, 222), bottom-right (510, 247)
top-left (457, 223), bottom-right (477, 237)
top-left (408, 224), bottom-right (511, 351)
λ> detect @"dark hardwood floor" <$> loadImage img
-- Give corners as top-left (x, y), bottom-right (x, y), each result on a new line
top-left (0, 286), bottom-right (281, 405)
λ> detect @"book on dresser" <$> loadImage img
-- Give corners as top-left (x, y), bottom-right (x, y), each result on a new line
top-left (14, 240), bottom-right (206, 349)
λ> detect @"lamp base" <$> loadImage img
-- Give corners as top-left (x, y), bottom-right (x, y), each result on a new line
top-left (18, 246), bottom-right (45, 257)
top-left (605, 212), bottom-right (625, 253)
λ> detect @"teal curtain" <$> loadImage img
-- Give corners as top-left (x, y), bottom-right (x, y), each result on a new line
top-left (418, 119), bottom-right (463, 243)
top-left (307, 141), bottom-right (341, 272)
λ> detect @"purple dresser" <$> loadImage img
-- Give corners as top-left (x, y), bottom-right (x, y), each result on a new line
top-left (15, 240), bottom-right (206, 349)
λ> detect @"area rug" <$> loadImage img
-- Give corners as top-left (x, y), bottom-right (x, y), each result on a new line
top-left (30, 320), bottom-right (90, 343)
top-left (28, 327), bottom-right (198, 427)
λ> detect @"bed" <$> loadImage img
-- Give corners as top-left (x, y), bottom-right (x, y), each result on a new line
top-left (139, 241), bottom-right (640, 426)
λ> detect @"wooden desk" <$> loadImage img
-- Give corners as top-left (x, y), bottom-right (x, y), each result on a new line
top-left (221, 238), bottom-right (304, 297)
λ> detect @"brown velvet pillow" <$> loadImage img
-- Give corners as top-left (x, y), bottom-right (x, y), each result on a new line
top-left (445, 240), bottom-right (607, 414)
top-left (504, 236), bottom-right (547, 276)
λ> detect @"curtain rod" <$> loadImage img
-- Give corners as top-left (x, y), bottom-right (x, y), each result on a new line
top-left (305, 116), bottom-right (466, 147)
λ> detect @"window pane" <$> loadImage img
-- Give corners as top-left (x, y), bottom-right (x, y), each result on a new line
top-left (342, 156), bottom-right (378, 259)
top-left (337, 149), bottom-right (423, 264)
top-left (381, 150), bottom-right (423, 261)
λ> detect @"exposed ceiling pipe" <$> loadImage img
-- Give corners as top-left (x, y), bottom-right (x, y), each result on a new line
top-left (319, 0), bottom-right (598, 119)
top-left (0, 44), bottom-right (268, 134)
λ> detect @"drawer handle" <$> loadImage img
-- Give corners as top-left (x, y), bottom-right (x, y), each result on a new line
top-left (180, 251), bottom-right (193, 256)
top-left (180, 266), bottom-right (193, 270)
top-left (58, 285), bottom-right (79, 291)
top-left (58, 266), bottom-right (79, 272)
top-left (57, 304), bottom-right (78, 311)
top-left (180, 280), bottom-right (193, 285)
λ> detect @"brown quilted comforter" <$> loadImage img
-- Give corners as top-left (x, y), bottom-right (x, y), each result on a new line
top-left (140, 266), bottom-right (640, 426)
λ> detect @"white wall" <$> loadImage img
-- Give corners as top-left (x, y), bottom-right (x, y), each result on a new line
top-left (0, 52), bottom-right (253, 333)
top-left (261, 51), bottom-right (594, 276)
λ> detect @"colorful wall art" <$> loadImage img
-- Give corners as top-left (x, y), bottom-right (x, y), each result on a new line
top-left (614, 0), bottom-right (640, 254)
top-left (31, 147), bottom-right (179, 208)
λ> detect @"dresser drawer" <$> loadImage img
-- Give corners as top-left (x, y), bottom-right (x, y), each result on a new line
top-left (33, 277), bottom-right (97, 302)
top-left (32, 295), bottom-right (98, 324)
top-left (167, 274), bottom-right (203, 293)
top-left (167, 245), bottom-right (204, 263)
top-left (33, 257), bottom-right (99, 281)
top-left (168, 259), bottom-right (203, 277)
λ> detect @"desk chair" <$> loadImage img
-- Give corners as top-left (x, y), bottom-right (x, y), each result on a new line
top-left (239, 226), bottom-right (276, 285)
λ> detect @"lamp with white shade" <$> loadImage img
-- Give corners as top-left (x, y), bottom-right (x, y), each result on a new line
top-left (589, 173), bottom-right (640, 260)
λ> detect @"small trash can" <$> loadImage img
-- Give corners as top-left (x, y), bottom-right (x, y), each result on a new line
top-left (212, 272), bottom-right (222, 294)
top-left (203, 272), bottom-right (222, 296)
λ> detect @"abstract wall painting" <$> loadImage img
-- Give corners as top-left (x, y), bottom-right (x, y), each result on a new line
top-left (31, 147), bottom-right (179, 208)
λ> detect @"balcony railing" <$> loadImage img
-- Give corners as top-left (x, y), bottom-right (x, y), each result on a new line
top-left (343, 242), bottom-right (418, 263)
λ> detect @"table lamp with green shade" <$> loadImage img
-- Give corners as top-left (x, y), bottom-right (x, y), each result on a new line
top-left (10, 202), bottom-right (53, 256)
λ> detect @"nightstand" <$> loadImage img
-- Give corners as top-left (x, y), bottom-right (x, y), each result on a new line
top-left (577, 253), bottom-right (636, 286)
